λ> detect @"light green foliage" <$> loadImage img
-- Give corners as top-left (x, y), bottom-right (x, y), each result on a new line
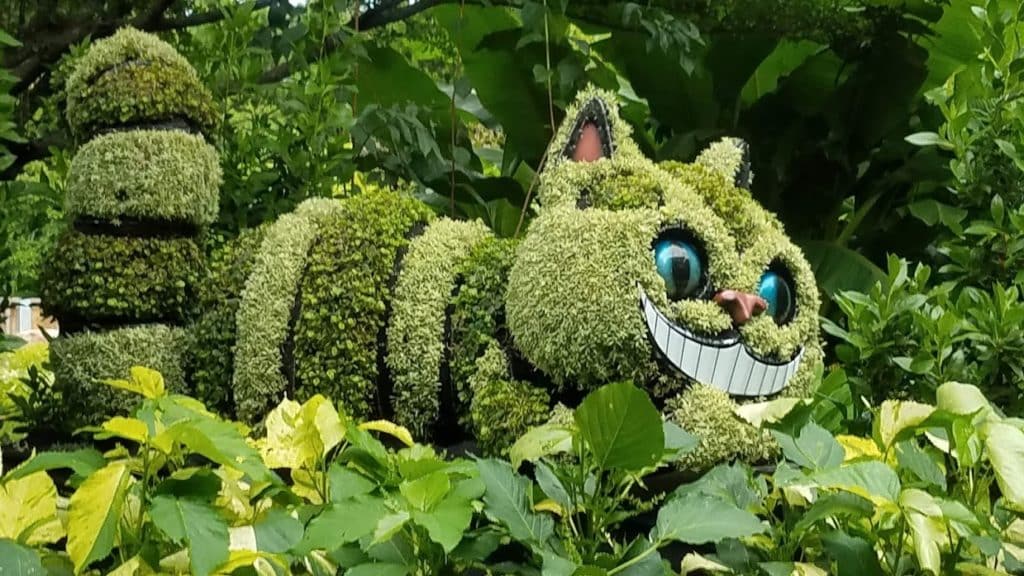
top-left (506, 206), bottom-right (662, 389)
top-left (233, 198), bottom-right (344, 423)
top-left (187, 227), bottom-right (266, 414)
top-left (65, 27), bottom-right (216, 136)
top-left (449, 236), bottom-right (518, 425)
top-left (40, 230), bottom-right (203, 324)
top-left (66, 130), bottom-right (222, 226)
top-left (387, 218), bottom-right (491, 439)
top-left (50, 325), bottom-right (185, 427)
top-left (666, 384), bottom-right (779, 470)
top-left (468, 342), bottom-right (550, 455)
top-left (293, 190), bottom-right (434, 419)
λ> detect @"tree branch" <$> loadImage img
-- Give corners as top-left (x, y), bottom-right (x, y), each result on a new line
top-left (148, 0), bottom-right (275, 31)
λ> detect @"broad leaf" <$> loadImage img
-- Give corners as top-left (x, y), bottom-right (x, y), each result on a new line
top-left (654, 495), bottom-right (766, 544)
top-left (400, 471), bottom-right (450, 511)
top-left (67, 462), bottom-right (133, 573)
top-left (150, 496), bottom-right (229, 576)
top-left (575, 382), bottom-right (664, 471)
top-left (772, 423), bottom-right (844, 471)
top-left (476, 458), bottom-right (553, 545)
top-left (96, 417), bottom-right (150, 445)
top-left (0, 471), bottom-right (63, 545)
top-left (372, 511), bottom-right (411, 545)
top-left (875, 400), bottom-right (934, 449)
top-left (295, 497), bottom-right (388, 553)
top-left (801, 240), bottom-right (886, 298)
top-left (821, 531), bottom-right (883, 576)
top-left (358, 420), bottom-right (414, 447)
top-left (811, 461), bottom-right (901, 504)
top-left (535, 460), bottom-right (571, 511)
top-left (982, 421), bottom-right (1024, 511)
top-left (510, 424), bottom-right (573, 468)
top-left (936, 382), bottom-right (991, 416)
top-left (259, 395), bottom-right (346, 470)
top-left (412, 495), bottom-right (474, 553)
top-left (6, 448), bottom-right (105, 480)
top-left (735, 398), bottom-right (803, 428)
top-left (328, 463), bottom-right (376, 502)
top-left (104, 366), bottom-right (165, 398)
top-left (346, 564), bottom-right (410, 576)
top-left (0, 539), bottom-right (45, 575)
top-left (792, 492), bottom-right (874, 538)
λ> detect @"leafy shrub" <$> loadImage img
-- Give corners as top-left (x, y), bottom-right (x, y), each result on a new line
top-left (65, 27), bottom-right (216, 137)
top-left (40, 229), bottom-right (204, 325)
top-left (0, 342), bottom-right (54, 442)
top-left (468, 341), bottom-right (550, 454)
top-left (292, 189), bottom-right (433, 419)
top-left (186, 227), bottom-right (266, 414)
top-left (49, 325), bottom-right (185, 427)
top-left (66, 130), bottom-right (222, 226)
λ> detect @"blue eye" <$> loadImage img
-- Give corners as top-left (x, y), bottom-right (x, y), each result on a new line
top-left (654, 237), bottom-right (705, 301)
top-left (758, 270), bottom-right (795, 325)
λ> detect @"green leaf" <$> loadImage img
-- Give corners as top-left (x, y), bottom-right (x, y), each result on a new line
top-left (772, 423), bottom-right (844, 471)
top-left (0, 539), bottom-right (44, 575)
top-left (800, 240), bottom-right (886, 299)
top-left (734, 398), bottom-right (803, 428)
top-left (905, 131), bottom-right (953, 149)
top-left (792, 492), bottom-right (874, 539)
top-left (662, 420), bottom-right (698, 459)
top-left (740, 40), bottom-right (823, 105)
top-left (67, 462), bottom-right (133, 573)
top-left (345, 564), bottom-right (410, 576)
top-left (104, 366), bottom-right (166, 399)
top-left (295, 497), bottom-right (388, 553)
top-left (476, 458), bottom-right (553, 545)
top-left (895, 441), bottom-right (946, 490)
top-left (400, 471), bottom-right (450, 511)
top-left (811, 461), bottom-right (901, 504)
top-left (821, 531), bottom-right (884, 576)
top-left (981, 421), bottom-right (1024, 512)
top-left (252, 508), bottom-right (303, 554)
top-left (412, 495), bottom-right (474, 553)
top-left (908, 200), bottom-right (968, 233)
top-left (0, 471), bottom-right (64, 545)
top-left (575, 382), bottom-right (664, 471)
top-left (150, 496), bottom-right (229, 576)
top-left (0, 30), bottom-right (22, 47)
top-left (328, 463), bottom-right (376, 502)
top-left (654, 495), bottom-right (766, 544)
top-left (671, 463), bottom-right (763, 511)
top-left (900, 491), bottom-right (943, 575)
top-left (875, 400), bottom-right (935, 449)
top-left (95, 417), bottom-right (150, 445)
top-left (509, 424), bottom-right (573, 468)
top-left (936, 382), bottom-right (991, 416)
top-left (162, 404), bottom-right (274, 484)
top-left (372, 511), bottom-right (410, 544)
top-left (6, 449), bottom-right (105, 480)
top-left (535, 460), bottom-right (571, 511)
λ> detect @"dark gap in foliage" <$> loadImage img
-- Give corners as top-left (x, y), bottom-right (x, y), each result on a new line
top-left (72, 216), bottom-right (201, 239)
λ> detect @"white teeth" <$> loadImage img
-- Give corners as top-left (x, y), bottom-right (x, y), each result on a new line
top-left (639, 287), bottom-right (803, 396)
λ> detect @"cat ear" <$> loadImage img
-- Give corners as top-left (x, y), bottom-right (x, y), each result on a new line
top-left (696, 137), bottom-right (753, 190)
top-left (561, 97), bottom-right (615, 162)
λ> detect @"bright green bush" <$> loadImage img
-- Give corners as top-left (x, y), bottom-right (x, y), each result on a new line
top-left (65, 27), bottom-right (216, 137)
top-left (232, 198), bottom-right (345, 423)
top-left (66, 130), bottom-right (221, 226)
top-left (40, 230), bottom-right (203, 324)
top-left (468, 342), bottom-right (550, 455)
top-left (50, 325), bottom-right (185, 427)
top-left (449, 236), bottom-right (518, 427)
top-left (186, 227), bottom-right (267, 414)
top-left (386, 218), bottom-right (491, 439)
top-left (292, 190), bottom-right (434, 420)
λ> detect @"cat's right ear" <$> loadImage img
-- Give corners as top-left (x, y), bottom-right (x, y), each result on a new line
top-left (561, 97), bottom-right (615, 162)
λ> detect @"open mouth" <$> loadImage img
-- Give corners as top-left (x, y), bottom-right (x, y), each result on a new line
top-left (639, 286), bottom-right (803, 396)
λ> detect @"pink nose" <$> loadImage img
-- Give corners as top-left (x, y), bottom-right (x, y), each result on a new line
top-left (714, 290), bottom-right (767, 325)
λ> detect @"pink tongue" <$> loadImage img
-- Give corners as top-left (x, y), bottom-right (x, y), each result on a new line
top-left (572, 123), bottom-right (604, 162)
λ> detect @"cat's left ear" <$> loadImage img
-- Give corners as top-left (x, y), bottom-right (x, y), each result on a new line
top-left (696, 137), bottom-right (753, 190)
top-left (561, 97), bottom-right (615, 162)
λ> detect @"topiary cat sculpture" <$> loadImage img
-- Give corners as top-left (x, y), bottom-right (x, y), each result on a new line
top-left (46, 29), bottom-right (823, 471)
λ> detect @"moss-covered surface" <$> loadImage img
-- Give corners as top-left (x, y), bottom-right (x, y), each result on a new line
top-left (67, 130), bottom-right (221, 226)
top-left (468, 341), bottom-right (551, 456)
top-left (187, 227), bottom-right (267, 415)
top-left (51, 324), bottom-right (186, 428)
top-left (232, 198), bottom-right (345, 424)
top-left (448, 237), bottom-right (518, 428)
top-left (292, 190), bottom-right (434, 419)
top-left (66, 27), bottom-right (216, 137)
top-left (386, 218), bottom-right (491, 439)
top-left (41, 230), bottom-right (203, 324)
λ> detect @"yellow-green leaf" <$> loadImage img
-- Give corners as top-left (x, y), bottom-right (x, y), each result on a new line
top-left (104, 366), bottom-right (166, 399)
top-left (0, 471), bottom-right (64, 545)
top-left (258, 395), bottom-right (346, 469)
top-left (358, 420), bottom-right (414, 447)
top-left (107, 555), bottom-right (153, 576)
top-left (96, 417), bottom-right (150, 445)
top-left (836, 435), bottom-right (882, 462)
top-left (735, 397), bottom-right (803, 428)
top-left (875, 400), bottom-right (934, 449)
top-left (982, 421), bottom-right (1024, 512)
top-left (68, 462), bottom-right (133, 574)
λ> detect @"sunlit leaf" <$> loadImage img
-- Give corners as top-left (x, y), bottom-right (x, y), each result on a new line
top-left (67, 462), bottom-right (133, 573)
top-left (0, 471), bottom-right (63, 545)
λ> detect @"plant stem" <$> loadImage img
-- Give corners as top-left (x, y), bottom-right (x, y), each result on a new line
top-left (607, 538), bottom-right (663, 575)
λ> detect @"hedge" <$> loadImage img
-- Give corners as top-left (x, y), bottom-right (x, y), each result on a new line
top-left (232, 198), bottom-right (345, 424)
top-left (292, 190), bottom-right (434, 420)
top-left (66, 130), bottom-right (222, 226)
top-left (65, 27), bottom-right (216, 137)
top-left (50, 324), bottom-right (186, 428)
top-left (448, 236), bottom-right (518, 429)
top-left (41, 229), bottom-right (203, 325)
top-left (386, 218), bottom-right (491, 439)
top-left (186, 227), bottom-right (267, 415)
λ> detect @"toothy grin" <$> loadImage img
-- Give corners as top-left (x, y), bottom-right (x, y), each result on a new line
top-left (639, 287), bottom-right (803, 396)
